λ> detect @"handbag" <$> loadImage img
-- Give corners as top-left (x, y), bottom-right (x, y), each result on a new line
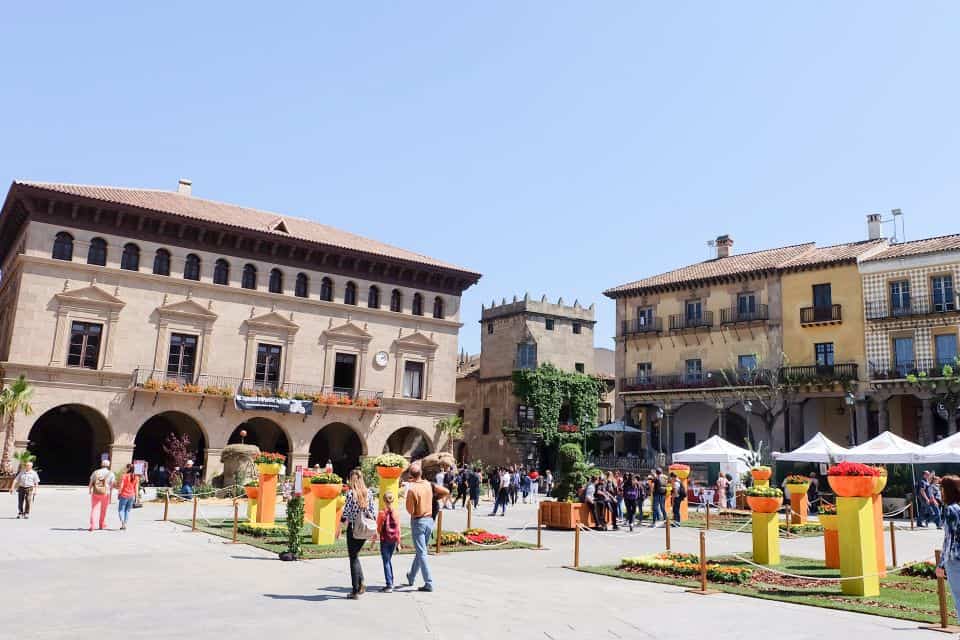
top-left (352, 512), bottom-right (377, 540)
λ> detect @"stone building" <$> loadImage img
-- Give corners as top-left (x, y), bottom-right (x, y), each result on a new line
top-left (0, 180), bottom-right (480, 483)
top-left (455, 295), bottom-right (614, 468)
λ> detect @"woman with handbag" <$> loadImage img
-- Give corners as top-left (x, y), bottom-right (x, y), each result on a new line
top-left (341, 469), bottom-right (376, 599)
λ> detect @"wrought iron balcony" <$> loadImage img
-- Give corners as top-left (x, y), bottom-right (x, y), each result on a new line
top-left (800, 304), bottom-right (842, 324)
top-left (622, 317), bottom-right (663, 335)
top-left (779, 363), bottom-right (859, 384)
top-left (865, 295), bottom-right (958, 321)
top-left (621, 368), bottom-right (768, 392)
top-left (130, 369), bottom-right (242, 393)
top-left (868, 358), bottom-right (955, 380)
top-left (720, 304), bottom-right (769, 324)
top-left (668, 311), bottom-right (714, 331)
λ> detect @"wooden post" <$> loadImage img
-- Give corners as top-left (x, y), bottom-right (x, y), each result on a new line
top-left (937, 550), bottom-right (948, 629)
top-left (435, 510), bottom-right (443, 555)
top-left (163, 492), bottom-right (169, 521)
top-left (705, 501), bottom-right (710, 531)
top-left (574, 523), bottom-right (581, 568)
top-left (665, 510), bottom-right (672, 551)
top-left (537, 506), bottom-right (542, 549)
top-left (889, 521), bottom-right (897, 568)
top-left (191, 495), bottom-right (198, 532)
top-left (467, 495), bottom-right (473, 530)
top-left (909, 502), bottom-right (915, 530)
top-left (232, 499), bottom-right (239, 544)
top-left (699, 530), bottom-right (707, 592)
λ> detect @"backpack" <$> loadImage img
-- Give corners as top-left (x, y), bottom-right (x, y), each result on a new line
top-left (653, 476), bottom-right (665, 495)
top-left (676, 482), bottom-right (687, 500)
top-left (92, 470), bottom-right (110, 495)
top-left (380, 507), bottom-right (400, 544)
top-left (624, 483), bottom-right (640, 501)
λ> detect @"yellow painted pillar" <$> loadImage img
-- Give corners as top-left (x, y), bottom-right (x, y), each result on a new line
top-left (247, 497), bottom-right (258, 524)
top-left (872, 494), bottom-right (887, 578)
top-left (311, 495), bottom-right (338, 545)
top-left (837, 496), bottom-right (880, 597)
top-left (751, 512), bottom-right (780, 565)
top-left (378, 475), bottom-right (401, 512)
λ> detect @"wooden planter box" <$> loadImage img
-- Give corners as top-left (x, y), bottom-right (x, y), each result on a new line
top-left (540, 501), bottom-right (611, 530)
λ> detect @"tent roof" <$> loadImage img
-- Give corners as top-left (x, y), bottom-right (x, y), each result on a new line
top-left (774, 432), bottom-right (848, 463)
top-left (919, 432), bottom-right (960, 463)
top-left (672, 435), bottom-right (749, 463)
top-left (594, 421), bottom-right (643, 434)
top-left (842, 431), bottom-right (925, 463)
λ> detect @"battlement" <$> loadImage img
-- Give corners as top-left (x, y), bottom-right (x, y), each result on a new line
top-left (481, 293), bottom-right (596, 323)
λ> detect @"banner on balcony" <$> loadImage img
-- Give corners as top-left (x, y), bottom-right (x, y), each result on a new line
top-left (234, 394), bottom-right (313, 415)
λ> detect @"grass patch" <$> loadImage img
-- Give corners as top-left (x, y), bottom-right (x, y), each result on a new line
top-left (171, 518), bottom-right (534, 559)
top-left (577, 554), bottom-right (954, 625)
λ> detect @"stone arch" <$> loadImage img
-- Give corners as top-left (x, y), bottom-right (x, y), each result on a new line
top-left (669, 402), bottom-right (715, 452)
top-left (709, 410), bottom-right (753, 446)
top-left (133, 411), bottom-right (208, 477)
top-left (383, 426), bottom-right (433, 460)
top-left (310, 422), bottom-right (365, 477)
top-left (27, 404), bottom-right (113, 484)
top-left (228, 417), bottom-right (291, 459)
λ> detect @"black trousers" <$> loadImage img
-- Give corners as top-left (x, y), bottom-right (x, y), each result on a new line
top-left (591, 500), bottom-right (607, 529)
top-left (346, 527), bottom-right (366, 593)
top-left (457, 489), bottom-right (467, 507)
top-left (17, 487), bottom-right (32, 515)
top-left (469, 489), bottom-right (480, 508)
top-left (624, 499), bottom-right (638, 526)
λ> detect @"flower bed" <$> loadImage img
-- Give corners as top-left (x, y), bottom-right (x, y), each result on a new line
top-left (902, 561), bottom-right (936, 578)
top-left (465, 530), bottom-right (508, 545)
top-left (619, 553), bottom-right (753, 584)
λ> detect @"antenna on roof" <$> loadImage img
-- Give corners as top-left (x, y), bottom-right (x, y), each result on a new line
top-left (706, 239), bottom-right (715, 260)
top-left (891, 208), bottom-right (904, 243)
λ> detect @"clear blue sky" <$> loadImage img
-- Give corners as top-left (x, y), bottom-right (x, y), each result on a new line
top-left (2, 3), bottom-right (958, 354)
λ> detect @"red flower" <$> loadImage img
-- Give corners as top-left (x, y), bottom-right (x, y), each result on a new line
top-left (827, 461), bottom-right (880, 477)
top-left (466, 532), bottom-right (508, 545)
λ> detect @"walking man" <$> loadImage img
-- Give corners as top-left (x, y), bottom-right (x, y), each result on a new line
top-left (89, 459), bottom-right (114, 531)
top-left (180, 459), bottom-right (199, 498)
top-left (405, 462), bottom-right (437, 592)
top-left (11, 461), bottom-right (39, 519)
top-left (467, 466), bottom-right (481, 509)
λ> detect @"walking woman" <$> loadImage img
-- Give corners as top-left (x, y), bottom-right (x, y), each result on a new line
top-left (117, 463), bottom-right (139, 530)
top-left (341, 469), bottom-right (376, 599)
top-left (622, 473), bottom-right (641, 532)
top-left (936, 475), bottom-right (960, 616)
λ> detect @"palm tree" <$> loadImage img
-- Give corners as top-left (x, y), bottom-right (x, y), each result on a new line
top-left (0, 376), bottom-right (34, 476)
top-left (436, 415), bottom-right (464, 453)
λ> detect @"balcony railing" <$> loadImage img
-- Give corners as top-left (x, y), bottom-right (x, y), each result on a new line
top-left (720, 304), bottom-right (769, 324)
top-left (800, 304), bottom-right (842, 324)
top-left (779, 363), bottom-right (859, 384)
top-left (589, 454), bottom-right (649, 473)
top-left (669, 311), bottom-right (714, 331)
top-left (130, 368), bottom-right (243, 393)
top-left (865, 295), bottom-right (958, 321)
top-left (622, 317), bottom-right (663, 335)
top-left (621, 368), bottom-right (768, 392)
top-left (868, 358), bottom-right (956, 380)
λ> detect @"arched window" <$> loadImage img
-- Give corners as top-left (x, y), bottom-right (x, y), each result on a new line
top-left (153, 249), bottom-right (171, 276)
top-left (269, 268), bottom-right (283, 294)
top-left (213, 259), bottom-right (230, 285)
top-left (87, 237), bottom-right (107, 266)
top-left (183, 254), bottom-right (201, 281)
top-left (295, 273), bottom-right (309, 298)
top-left (390, 289), bottom-right (402, 312)
top-left (120, 243), bottom-right (140, 271)
top-left (320, 277), bottom-right (333, 302)
top-left (242, 264), bottom-right (257, 290)
top-left (52, 232), bottom-right (74, 261)
top-left (344, 281), bottom-right (357, 305)
top-left (433, 296), bottom-right (445, 320)
top-left (412, 293), bottom-right (423, 316)
top-left (368, 286), bottom-right (380, 309)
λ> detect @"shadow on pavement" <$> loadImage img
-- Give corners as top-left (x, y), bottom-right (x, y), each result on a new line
top-left (265, 587), bottom-right (353, 602)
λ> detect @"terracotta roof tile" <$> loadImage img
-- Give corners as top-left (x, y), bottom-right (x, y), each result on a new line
top-left (863, 234), bottom-right (960, 262)
top-left (15, 181), bottom-right (479, 276)
top-left (777, 239), bottom-right (887, 269)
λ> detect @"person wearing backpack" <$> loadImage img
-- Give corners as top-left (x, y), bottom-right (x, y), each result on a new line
top-left (622, 473), bottom-right (641, 531)
top-left (650, 469), bottom-right (666, 527)
top-left (341, 469), bottom-right (376, 599)
top-left (88, 459), bottom-right (115, 531)
top-left (669, 472), bottom-right (684, 526)
top-left (376, 490), bottom-right (402, 592)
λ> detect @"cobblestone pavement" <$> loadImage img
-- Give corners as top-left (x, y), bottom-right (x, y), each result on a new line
top-left (0, 489), bottom-right (948, 640)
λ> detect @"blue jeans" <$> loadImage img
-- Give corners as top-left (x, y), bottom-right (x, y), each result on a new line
top-left (946, 557), bottom-right (960, 617)
top-left (491, 490), bottom-right (507, 515)
top-left (652, 494), bottom-right (666, 524)
top-left (380, 541), bottom-right (397, 587)
top-left (181, 484), bottom-right (194, 498)
top-left (408, 517), bottom-right (435, 589)
top-left (118, 497), bottom-right (134, 524)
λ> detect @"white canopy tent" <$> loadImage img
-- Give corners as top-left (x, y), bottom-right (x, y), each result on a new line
top-left (841, 431), bottom-right (926, 464)
top-left (918, 432), bottom-right (960, 464)
top-left (672, 435), bottom-right (750, 481)
top-left (773, 432), bottom-right (848, 463)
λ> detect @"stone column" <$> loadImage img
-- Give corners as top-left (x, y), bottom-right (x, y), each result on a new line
top-left (425, 355), bottom-right (435, 400)
top-left (49, 307), bottom-right (69, 366)
top-left (854, 400), bottom-right (869, 444)
top-left (663, 409), bottom-right (674, 460)
top-left (102, 310), bottom-right (120, 370)
top-left (110, 444), bottom-right (135, 472)
top-left (715, 402), bottom-right (725, 439)
top-left (203, 448), bottom-right (224, 482)
top-left (877, 397), bottom-right (889, 433)
top-left (920, 398), bottom-right (935, 444)
top-left (290, 452), bottom-right (310, 473)
top-left (788, 401), bottom-right (805, 450)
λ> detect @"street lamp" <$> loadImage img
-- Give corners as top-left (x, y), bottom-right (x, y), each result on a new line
top-left (845, 392), bottom-right (856, 446)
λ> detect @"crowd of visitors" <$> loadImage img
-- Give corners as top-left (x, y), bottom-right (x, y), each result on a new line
top-left (486, 465), bottom-right (551, 516)
top-left (918, 470), bottom-right (946, 529)
top-left (577, 468), bottom-right (690, 531)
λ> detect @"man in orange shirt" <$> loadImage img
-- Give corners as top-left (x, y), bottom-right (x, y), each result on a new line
top-left (405, 462), bottom-right (441, 592)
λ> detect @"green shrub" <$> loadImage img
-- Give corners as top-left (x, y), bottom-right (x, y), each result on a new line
top-left (286, 496), bottom-right (305, 557)
top-left (310, 473), bottom-right (343, 485)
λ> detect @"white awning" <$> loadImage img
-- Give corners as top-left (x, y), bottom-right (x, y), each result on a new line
top-left (841, 431), bottom-right (925, 464)
top-left (918, 432), bottom-right (960, 464)
top-left (774, 432), bottom-right (848, 463)
top-left (672, 435), bottom-right (749, 463)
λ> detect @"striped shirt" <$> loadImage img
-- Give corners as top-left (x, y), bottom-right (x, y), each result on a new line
top-left (341, 488), bottom-right (375, 524)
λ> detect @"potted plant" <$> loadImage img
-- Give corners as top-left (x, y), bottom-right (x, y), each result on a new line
top-left (750, 465), bottom-right (772, 483)
top-left (244, 479), bottom-right (259, 499)
top-left (784, 474), bottom-right (811, 495)
top-left (254, 452), bottom-right (285, 476)
top-left (827, 461), bottom-right (880, 498)
top-left (668, 463), bottom-right (690, 480)
top-left (371, 453), bottom-right (408, 478)
top-left (746, 486), bottom-right (783, 513)
top-left (310, 472), bottom-right (343, 499)
top-left (818, 502), bottom-right (838, 529)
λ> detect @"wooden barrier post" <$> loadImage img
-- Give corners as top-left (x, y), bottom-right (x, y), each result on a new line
top-left (705, 501), bottom-right (710, 531)
top-left (699, 531), bottom-right (707, 592)
top-left (435, 510), bottom-right (443, 555)
top-left (163, 492), bottom-right (169, 521)
top-left (665, 510), bottom-right (672, 551)
top-left (537, 506), bottom-right (543, 549)
top-left (191, 495), bottom-right (199, 532)
top-left (232, 499), bottom-right (239, 544)
top-left (919, 549), bottom-right (960, 633)
top-left (467, 495), bottom-right (473, 531)
top-left (889, 521), bottom-right (897, 568)
top-left (909, 502), bottom-right (915, 530)
top-left (574, 523), bottom-right (581, 568)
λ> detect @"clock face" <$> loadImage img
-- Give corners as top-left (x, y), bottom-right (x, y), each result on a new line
top-left (374, 351), bottom-right (389, 367)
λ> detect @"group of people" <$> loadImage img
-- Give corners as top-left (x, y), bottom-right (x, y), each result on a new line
top-left (918, 469), bottom-right (947, 529)
top-left (433, 465), bottom-right (483, 510)
top-left (488, 466), bottom-right (554, 516)
top-left (581, 468), bottom-right (687, 531)
top-left (87, 460), bottom-right (141, 531)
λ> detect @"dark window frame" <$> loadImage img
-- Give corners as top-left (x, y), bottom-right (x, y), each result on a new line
top-left (572, 322), bottom-right (582, 335)
top-left (213, 259), bottom-right (230, 285)
top-left (87, 237), bottom-right (107, 266)
top-left (153, 249), bottom-right (171, 276)
top-left (412, 293), bottom-right (423, 316)
top-left (242, 264), bottom-right (257, 290)
top-left (545, 318), bottom-right (555, 331)
top-left (433, 296), bottom-right (444, 319)
top-left (255, 343), bottom-right (283, 388)
top-left (67, 321), bottom-right (102, 369)
top-left (320, 277), bottom-right (334, 302)
top-left (120, 243), bottom-right (140, 271)
top-left (167, 333), bottom-right (198, 382)
top-left (390, 289), bottom-right (402, 312)
top-left (344, 281), bottom-right (357, 305)
top-left (52, 232), bottom-right (74, 261)
top-left (368, 285), bottom-right (380, 309)
top-left (183, 253), bottom-right (201, 281)
top-left (482, 408), bottom-right (491, 434)
top-left (402, 360), bottom-right (425, 399)
top-left (295, 273), bottom-right (309, 298)
top-left (268, 268), bottom-right (284, 294)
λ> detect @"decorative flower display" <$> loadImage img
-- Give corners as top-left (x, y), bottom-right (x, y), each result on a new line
top-left (818, 502), bottom-right (836, 515)
top-left (558, 424), bottom-right (580, 433)
top-left (746, 486), bottom-right (783, 498)
top-left (826, 461), bottom-right (881, 477)
top-left (310, 472), bottom-right (343, 485)
top-left (371, 453), bottom-right (408, 469)
top-left (465, 530), bottom-right (508, 545)
top-left (785, 474), bottom-right (809, 484)
top-left (244, 479), bottom-right (259, 487)
top-left (254, 452), bottom-right (286, 465)
top-left (620, 553), bottom-right (753, 584)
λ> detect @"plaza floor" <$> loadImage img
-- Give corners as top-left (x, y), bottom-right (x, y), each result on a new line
top-left (1, 489), bottom-right (951, 640)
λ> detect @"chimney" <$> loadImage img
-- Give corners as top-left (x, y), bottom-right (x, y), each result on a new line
top-left (715, 234), bottom-right (733, 259)
top-left (866, 213), bottom-right (882, 240)
top-left (177, 178), bottom-right (193, 196)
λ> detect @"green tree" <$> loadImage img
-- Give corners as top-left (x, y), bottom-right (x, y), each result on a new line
top-left (0, 376), bottom-right (34, 476)
top-left (436, 415), bottom-right (465, 453)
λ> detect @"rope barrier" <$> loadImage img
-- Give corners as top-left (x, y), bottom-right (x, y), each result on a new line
top-left (728, 553), bottom-right (936, 582)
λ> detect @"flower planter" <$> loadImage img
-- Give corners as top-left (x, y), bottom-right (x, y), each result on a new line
top-left (310, 483), bottom-right (341, 500)
top-left (872, 475), bottom-right (887, 495)
top-left (785, 482), bottom-right (810, 496)
top-left (668, 464), bottom-right (690, 480)
top-left (750, 467), bottom-right (772, 481)
top-left (540, 501), bottom-right (610, 529)
top-left (256, 462), bottom-right (282, 476)
top-left (747, 496), bottom-right (782, 513)
top-left (244, 486), bottom-right (259, 500)
top-left (376, 466), bottom-right (404, 479)
top-left (828, 475), bottom-right (876, 498)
